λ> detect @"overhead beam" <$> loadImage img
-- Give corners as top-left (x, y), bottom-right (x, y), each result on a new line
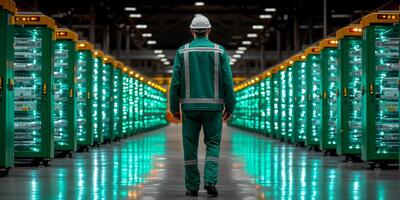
top-left (111, 50), bottom-right (294, 61)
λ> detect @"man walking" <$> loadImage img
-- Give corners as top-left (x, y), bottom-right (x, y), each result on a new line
top-left (169, 14), bottom-right (236, 197)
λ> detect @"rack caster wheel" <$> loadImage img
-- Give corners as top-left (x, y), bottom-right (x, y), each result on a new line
top-left (0, 168), bottom-right (10, 177)
top-left (366, 162), bottom-right (376, 170)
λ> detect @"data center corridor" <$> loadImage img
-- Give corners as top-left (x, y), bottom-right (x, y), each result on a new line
top-left (1, 124), bottom-right (400, 200)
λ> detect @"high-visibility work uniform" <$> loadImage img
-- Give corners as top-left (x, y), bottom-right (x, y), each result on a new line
top-left (170, 37), bottom-right (236, 191)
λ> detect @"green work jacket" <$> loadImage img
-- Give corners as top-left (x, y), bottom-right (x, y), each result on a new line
top-left (170, 37), bottom-right (236, 114)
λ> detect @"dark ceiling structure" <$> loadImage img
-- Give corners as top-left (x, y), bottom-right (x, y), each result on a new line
top-left (15, 0), bottom-right (397, 84)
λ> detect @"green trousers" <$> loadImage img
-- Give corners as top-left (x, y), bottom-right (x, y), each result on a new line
top-left (182, 110), bottom-right (222, 191)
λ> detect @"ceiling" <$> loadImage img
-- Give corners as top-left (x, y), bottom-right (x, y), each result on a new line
top-left (15, 0), bottom-right (397, 82)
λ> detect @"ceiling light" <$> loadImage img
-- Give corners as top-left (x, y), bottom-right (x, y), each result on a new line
top-left (230, 62), bottom-right (235, 65)
top-left (136, 24), bottom-right (147, 29)
top-left (233, 54), bottom-right (241, 58)
top-left (157, 54), bottom-right (166, 58)
top-left (252, 25), bottom-right (264, 30)
top-left (124, 7), bottom-right (137, 11)
top-left (236, 50), bottom-right (244, 54)
top-left (142, 33), bottom-right (152, 37)
top-left (247, 33), bottom-right (258, 38)
top-left (147, 40), bottom-right (157, 45)
top-left (242, 41), bottom-right (251, 45)
top-left (231, 58), bottom-right (237, 62)
top-left (238, 47), bottom-right (247, 51)
top-left (195, 2), bottom-right (205, 6)
top-left (265, 8), bottom-right (276, 12)
top-left (161, 58), bottom-right (167, 62)
top-left (164, 61), bottom-right (171, 65)
top-left (129, 14), bottom-right (142, 18)
top-left (154, 50), bottom-right (163, 54)
top-left (259, 14), bottom-right (272, 19)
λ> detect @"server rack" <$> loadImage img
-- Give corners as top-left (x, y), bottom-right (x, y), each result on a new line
top-left (129, 73), bottom-right (135, 136)
top-left (259, 72), bottom-right (273, 136)
top-left (230, 86), bottom-right (246, 129)
top-left (265, 72), bottom-right (274, 137)
top-left (101, 55), bottom-right (114, 143)
top-left (121, 69), bottom-right (130, 138)
top-left (112, 61), bottom-right (124, 141)
top-left (277, 66), bottom-right (287, 140)
top-left (53, 29), bottom-right (78, 157)
top-left (271, 70), bottom-right (280, 138)
top-left (319, 38), bottom-right (339, 154)
top-left (76, 41), bottom-right (94, 151)
top-left (304, 46), bottom-right (321, 150)
top-left (284, 61), bottom-right (294, 143)
top-left (92, 50), bottom-right (104, 145)
top-left (0, 0), bottom-right (16, 176)
top-left (290, 54), bottom-right (307, 145)
top-left (336, 25), bottom-right (363, 160)
top-left (13, 13), bottom-right (55, 165)
top-left (360, 13), bottom-right (400, 167)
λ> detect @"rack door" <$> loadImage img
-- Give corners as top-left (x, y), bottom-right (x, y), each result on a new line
top-left (14, 26), bottom-right (54, 158)
top-left (321, 48), bottom-right (339, 150)
top-left (76, 50), bottom-right (93, 147)
top-left (337, 37), bottom-right (363, 155)
top-left (306, 54), bottom-right (321, 147)
top-left (292, 61), bottom-right (307, 143)
top-left (54, 40), bottom-right (76, 152)
top-left (362, 24), bottom-right (400, 161)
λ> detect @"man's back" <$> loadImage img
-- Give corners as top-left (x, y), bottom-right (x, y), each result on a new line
top-left (170, 37), bottom-right (235, 114)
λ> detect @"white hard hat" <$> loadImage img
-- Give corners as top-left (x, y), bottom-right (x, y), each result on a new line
top-left (190, 14), bottom-right (211, 30)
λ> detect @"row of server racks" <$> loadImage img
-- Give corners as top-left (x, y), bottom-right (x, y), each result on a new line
top-left (0, 1), bottom-right (168, 177)
top-left (229, 11), bottom-right (400, 169)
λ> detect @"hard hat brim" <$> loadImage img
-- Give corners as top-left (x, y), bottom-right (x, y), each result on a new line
top-left (190, 25), bottom-right (212, 29)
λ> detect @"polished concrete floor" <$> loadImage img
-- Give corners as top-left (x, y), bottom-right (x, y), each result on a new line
top-left (1, 124), bottom-right (400, 199)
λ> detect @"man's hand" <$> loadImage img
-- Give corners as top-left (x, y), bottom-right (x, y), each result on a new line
top-left (223, 111), bottom-right (231, 121)
top-left (173, 112), bottom-right (181, 120)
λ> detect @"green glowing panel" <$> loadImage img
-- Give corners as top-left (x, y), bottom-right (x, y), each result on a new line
top-left (101, 63), bottom-right (112, 141)
top-left (272, 75), bottom-right (279, 137)
top-left (121, 74), bottom-right (129, 137)
top-left (111, 67), bottom-right (122, 139)
top-left (138, 81), bottom-right (144, 131)
top-left (258, 80), bottom-right (269, 134)
top-left (320, 48), bottom-right (338, 150)
top-left (92, 57), bottom-right (103, 144)
top-left (306, 54), bottom-right (321, 147)
top-left (286, 67), bottom-right (293, 142)
top-left (278, 70), bottom-right (287, 139)
top-left (54, 39), bottom-right (76, 152)
top-left (362, 25), bottom-right (399, 161)
top-left (338, 38), bottom-right (362, 154)
top-left (76, 50), bottom-right (93, 147)
top-left (292, 61), bottom-right (307, 143)
top-left (128, 77), bottom-right (134, 135)
top-left (230, 89), bottom-right (245, 128)
top-left (14, 26), bottom-right (54, 158)
top-left (142, 87), bottom-right (168, 131)
top-left (0, 7), bottom-right (15, 169)
top-left (264, 78), bottom-right (272, 135)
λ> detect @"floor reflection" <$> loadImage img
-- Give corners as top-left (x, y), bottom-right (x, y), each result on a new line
top-left (1, 126), bottom-right (400, 199)
top-left (0, 130), bottom-right (166, 200)
top-left (230, 129), bottom-right (400, 200)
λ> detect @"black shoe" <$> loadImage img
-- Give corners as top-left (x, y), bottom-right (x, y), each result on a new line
top-left (185, 190), bottom-right (198, 196)
top-left (204, 185), bottom-right (218, 197)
